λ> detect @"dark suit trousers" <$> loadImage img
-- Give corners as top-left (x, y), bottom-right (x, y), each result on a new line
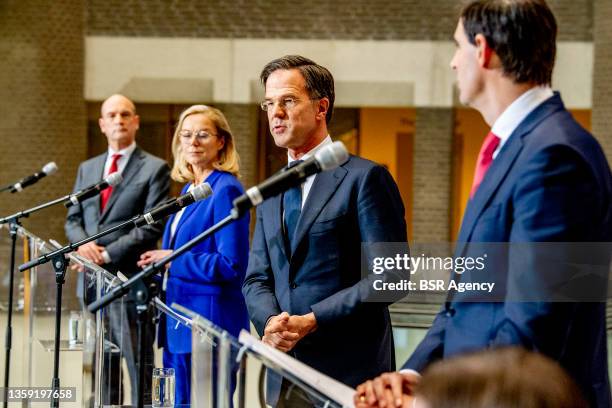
top-left (104, 299), bottom-right (155, 405)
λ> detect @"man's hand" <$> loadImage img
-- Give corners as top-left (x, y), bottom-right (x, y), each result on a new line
top-left (262, 312), bottom-right (318, 352)
top-left (286, 312), bottom-right (317, 339)
top-left (137, 249), bottom-right (173, 268)
top-left (354, 371), bottom-right (420, 408)
top-left (355, 389), bottom-right (414, 408)
top-left (262, 312), bottom-right (298, 352)
top-left (71, 242), bottom-right (106, 271)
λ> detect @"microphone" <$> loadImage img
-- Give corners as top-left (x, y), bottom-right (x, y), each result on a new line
top-left (10, 162), bottom-right (58, 193)
top-left (232, 141), bottom-right (349, 217)
top-left (65, 172), bottom-right (123, 208)
top-left (133, 182), bottom-right (213, 227)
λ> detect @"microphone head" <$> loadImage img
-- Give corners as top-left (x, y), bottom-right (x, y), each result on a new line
top-left (192, 182), bottom-right (213, 201)
top-left (42, 162), bottom-right (58, 175)
top-left (315, 141), bottom-right (349, 171)
top-left (104, 172), bottom-right (123, 187)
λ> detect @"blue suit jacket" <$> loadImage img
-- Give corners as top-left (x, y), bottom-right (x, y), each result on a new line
top-left (243, 156), bottom-right (407, 403)
top-left (159, 170), bottom-right (250, 354)
top-left (403, 93), bottom-right (612, 407)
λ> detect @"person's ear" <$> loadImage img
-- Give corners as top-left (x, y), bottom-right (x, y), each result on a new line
top-left (474, 33), bottom-right (493, 68)
top-left (217, 135), bottom-right (225, 151)
top-left (317, 97), bottom-right (330, 121)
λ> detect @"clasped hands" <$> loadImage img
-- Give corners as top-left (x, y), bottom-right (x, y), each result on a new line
top-left (262, 311), bottom-right (317, 352)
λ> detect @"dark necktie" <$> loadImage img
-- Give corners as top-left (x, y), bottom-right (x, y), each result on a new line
top-left (283, 160), bottom-right (303, 254)
top-left (100, 153), bottom-right (122, 211)
top-left (470, 131), bottom-right (501, 198)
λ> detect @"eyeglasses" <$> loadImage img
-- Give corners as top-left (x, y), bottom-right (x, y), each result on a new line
top-left (179, 129), bottom-right (217, 142)
top-left (260, 97), bottom-right (318, 112)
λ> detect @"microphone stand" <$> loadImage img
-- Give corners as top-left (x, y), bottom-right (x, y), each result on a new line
top-left (134, 278), bottom-right (157, 408)
top-left (0, 193), bottom-right (73, 408)
top-left (0, 194), bottom-right (72, 225)
top-left (87, 212), bottom-right (239, 408)
top-left (87, 212), bottom-right (239, 314)
top-left (17, 212), bottom-right (143, 407)
top-left (19, 214), bottom-right (140, 272)
top-left (83, 212), bottom-right (238, 407)
top-left (20, 184), bottom-right (211, 407)
top-left (0, 183), bottom-right (14, 193)
top-left (1, 220), bottom-right (18, 408)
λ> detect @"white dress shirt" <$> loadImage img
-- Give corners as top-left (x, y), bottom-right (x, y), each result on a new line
top-left (287, 135), bottom-right (333, 208)
top-left (491, 86), bottom-right (554, 159)
top-left (100, 142), bottom-right (137, 263)
top-left (103, 142), bottom-right (137, 175)
top-left (169, 183), bottom-right (194, 239)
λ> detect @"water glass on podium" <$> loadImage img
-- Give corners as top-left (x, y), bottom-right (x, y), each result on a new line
top-left (152, 367), bottom-right (175, 407)
top-left (68, 311), bottom-right (82, 346)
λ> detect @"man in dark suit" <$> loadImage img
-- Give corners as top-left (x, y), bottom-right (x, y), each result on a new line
top-left (355, 2), bottom-right (612, 407)
top-left (242, 55), bottom-right (408, 407)
top-left (65, 94), bottom-right (170, 404)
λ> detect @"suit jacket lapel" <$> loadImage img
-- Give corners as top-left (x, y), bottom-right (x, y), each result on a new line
top-left (291, 166), bottom-right (347, 255)
top-left (167, 185), bottom-right (187, 249)
top-left (173, 197), bottom-right (199, 243)
top-left (260, 194), bottom-right (289, 260)
top-left (172, 171), bottom-right (221, 245)
top-left (163, 214), bottom-right (174, 248)
top-left (99, 147), bottom-right (144, 222)
top-left (455, 93), bottom-right (565, 256)
top-left (168, 204), bottom-right (198, 249)
top-left (456, 135), bottom-right (523, 251)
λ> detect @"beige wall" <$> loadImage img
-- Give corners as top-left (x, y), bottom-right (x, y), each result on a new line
top-left (359, 108), bottom-right (415, 237)
top-left (84, 38), bottom-right (594, 109)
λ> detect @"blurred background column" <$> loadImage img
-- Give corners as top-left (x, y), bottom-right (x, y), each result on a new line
top-left (593, 0), bottom-right (612, 161)
top-left (0, 0), bottom-right (86, 243)
top-left (412, 108), bottom-right (453, 242)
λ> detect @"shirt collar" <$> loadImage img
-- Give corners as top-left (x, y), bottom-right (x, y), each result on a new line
top-left (491, 86), bottom-right (554, 146)
top-left (108, 142), bottom-right (137, 158)
top-left (287, 135), bottom-right (333, 166)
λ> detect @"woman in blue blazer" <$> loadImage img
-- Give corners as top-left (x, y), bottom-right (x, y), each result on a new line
top-left (138, 105), bottom-right (250, 404)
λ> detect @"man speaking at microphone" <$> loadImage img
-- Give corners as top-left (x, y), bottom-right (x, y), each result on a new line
top-left (64, 94), bottom-right (170, 404)
top-left (242, 55), bottom-right (408, 407)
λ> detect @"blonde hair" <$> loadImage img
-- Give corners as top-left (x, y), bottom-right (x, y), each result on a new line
top-left (170, 105), bottom-right (240, 182)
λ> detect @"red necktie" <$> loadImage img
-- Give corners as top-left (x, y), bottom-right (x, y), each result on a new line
top-left (100, 153), bottom-right (122, 211)
top-left (470, 131), bottom-right (501, 198)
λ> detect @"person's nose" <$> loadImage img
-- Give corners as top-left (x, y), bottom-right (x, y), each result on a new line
top-left (188, 134), bottom-right (200, 146)
top-left (270, 102), bottom-right (287, 119)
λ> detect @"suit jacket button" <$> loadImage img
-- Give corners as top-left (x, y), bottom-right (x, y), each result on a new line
top-left (289, 282), bottom-right (297, 289)
top-left (445, 307), bottom-right (455, 317)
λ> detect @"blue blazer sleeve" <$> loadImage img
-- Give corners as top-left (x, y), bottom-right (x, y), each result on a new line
top-left (169, 183), bottom-right (250, 284)
top-left (401, 311), bottom-right (447, 372)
